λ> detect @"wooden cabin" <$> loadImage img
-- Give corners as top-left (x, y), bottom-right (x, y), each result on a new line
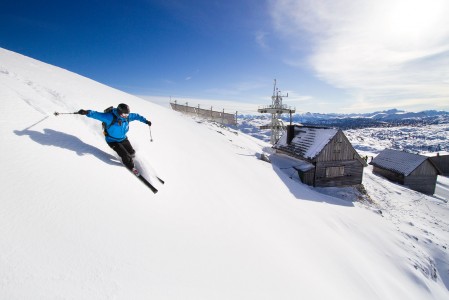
top-left (274, 125), bottom-right (367, 187)
top-left (370, 149), bottom-right (441, 195)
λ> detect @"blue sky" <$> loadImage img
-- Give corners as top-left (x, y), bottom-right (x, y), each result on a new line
top-left (2, 0), bottom-right (449, 113)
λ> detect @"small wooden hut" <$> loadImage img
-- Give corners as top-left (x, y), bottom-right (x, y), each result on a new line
top-left (274, 125), bottom-right (367, 187)
top-left (370, 149), bottom-right (441, 195)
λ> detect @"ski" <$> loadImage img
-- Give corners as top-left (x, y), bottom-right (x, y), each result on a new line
top-left (155, 176), bottom-right (165, 184)
top-left (131, 168), bottom-right (158, 193)
top-left (137, 174), bottom-right (158, 194)
top-left (141, 162), bottom-right (165, 184)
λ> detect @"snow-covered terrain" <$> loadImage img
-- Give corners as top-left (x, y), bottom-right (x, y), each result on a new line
top-left (1, 48), bottom-right (448, 299)
top-left (239, 113), bottom-right (449, 154)
top-left (345, 125), bottom-right (449, 154)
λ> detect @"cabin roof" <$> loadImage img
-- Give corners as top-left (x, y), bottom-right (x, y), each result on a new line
top-left (275, 126), bottom-right (339, 160)
top-left (370, 149), bottom-right (429, 176)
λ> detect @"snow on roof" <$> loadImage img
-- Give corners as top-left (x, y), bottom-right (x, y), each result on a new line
top-left (371, 149), bottom-right (428, 176)
top-left (276, 126), bottom-right (339, 160)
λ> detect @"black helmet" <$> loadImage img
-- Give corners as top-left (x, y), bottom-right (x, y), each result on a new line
top-left (117, 103), bottom-right (130, 115)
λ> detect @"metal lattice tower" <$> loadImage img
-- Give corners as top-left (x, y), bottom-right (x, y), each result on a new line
top-left (258, 80), bottom-right (295, 144)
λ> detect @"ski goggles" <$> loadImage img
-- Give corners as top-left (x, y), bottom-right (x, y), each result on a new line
top-left (121, 113), bottom-right (129, 117)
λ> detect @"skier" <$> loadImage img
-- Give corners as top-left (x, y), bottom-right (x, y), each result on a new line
top-left (77, 103), bottom-right (151, 174)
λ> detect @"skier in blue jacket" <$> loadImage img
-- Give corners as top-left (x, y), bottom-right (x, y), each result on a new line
top-left (78, 103), bottom-right (151, 173)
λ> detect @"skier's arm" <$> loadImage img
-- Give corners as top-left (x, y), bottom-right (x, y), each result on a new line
top-left (129, 113), bottom-right (151, 126)
top-left (78, 109), bottom-right (113, 124)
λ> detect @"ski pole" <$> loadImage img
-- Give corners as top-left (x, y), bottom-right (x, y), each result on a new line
top-left (54, 111), bottom-right (79, 116)
top-left (149, 126), bottom-right (154, 142)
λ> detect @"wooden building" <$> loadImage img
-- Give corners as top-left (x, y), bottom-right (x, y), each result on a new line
top-left (370, 149), bottom-right (441, 195)
top-left (274, 125), bottom-right (367, 187)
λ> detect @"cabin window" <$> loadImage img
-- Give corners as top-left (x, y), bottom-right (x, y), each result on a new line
top-left (326, 166), bottom-right (345, 178)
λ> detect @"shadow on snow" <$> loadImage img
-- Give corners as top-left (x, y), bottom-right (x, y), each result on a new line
top-left (14, 127), bottom-right (121, 167)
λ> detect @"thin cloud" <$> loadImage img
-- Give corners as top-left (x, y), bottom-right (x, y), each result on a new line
top-left (270, 0), bottom-right (449, 111)
top-left (255, 31), bottom-right (269, 49)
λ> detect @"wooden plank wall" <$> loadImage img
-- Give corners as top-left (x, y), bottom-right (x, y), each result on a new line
top-left (411, 160), bottom-right (439, 176)
top-left (295, 168), bottom-right (315, 186)
top-left (315, 160), bottom-right (364, 187)
top-left (406, 160), bottom-right (439, 195)
top-left (316, 131), bottom-right (363, 163)
top-left (403, 175), bottom-right (438, 195)
top-left (372, 166), bottom-right (405, 184)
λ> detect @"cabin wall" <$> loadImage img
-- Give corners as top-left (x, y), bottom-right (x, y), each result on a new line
top-left (403, 175), bottom-right (437, 195)
top-left (372, 166), bottom-right (405, 184)
top-left (315, 131), bottom-right (360, 162)
top-left (411, 160), bottom-right (439, 176)
top-left (404, 160), bottom-right (439, 195)
top-left (296, 169), bottom-right (315, 186)
top-left (429, 155), bottom-right (449, 175)
top-left (314, 160), bottom-right (364, 187)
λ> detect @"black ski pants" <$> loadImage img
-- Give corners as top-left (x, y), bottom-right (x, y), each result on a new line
top-left (107, 138), bottom-right (136, 170)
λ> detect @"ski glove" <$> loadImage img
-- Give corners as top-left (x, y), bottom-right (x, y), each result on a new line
top-left (146, 120), bottom-right (152, 126)
top-left (78, 109), bottom-right (88, 115)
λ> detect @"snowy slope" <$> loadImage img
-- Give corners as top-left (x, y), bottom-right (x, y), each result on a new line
top-left (1, 48), bottom-right (448, 300)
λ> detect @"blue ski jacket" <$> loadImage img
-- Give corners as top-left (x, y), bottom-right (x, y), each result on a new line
top-left (86, 108), bottom-right (149, 143)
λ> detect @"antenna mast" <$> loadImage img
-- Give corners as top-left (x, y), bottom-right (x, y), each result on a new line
top-left (258, 79), bottom-right (295, 144)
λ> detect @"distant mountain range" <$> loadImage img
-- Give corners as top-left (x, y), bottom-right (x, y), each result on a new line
top-left (239, 109), bottom-right (449, 130)
top-left (237, 109), bottom-right (449, 143)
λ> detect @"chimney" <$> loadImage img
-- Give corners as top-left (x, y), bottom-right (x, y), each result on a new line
top-left (286, 125), bottom-right (295, 144)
